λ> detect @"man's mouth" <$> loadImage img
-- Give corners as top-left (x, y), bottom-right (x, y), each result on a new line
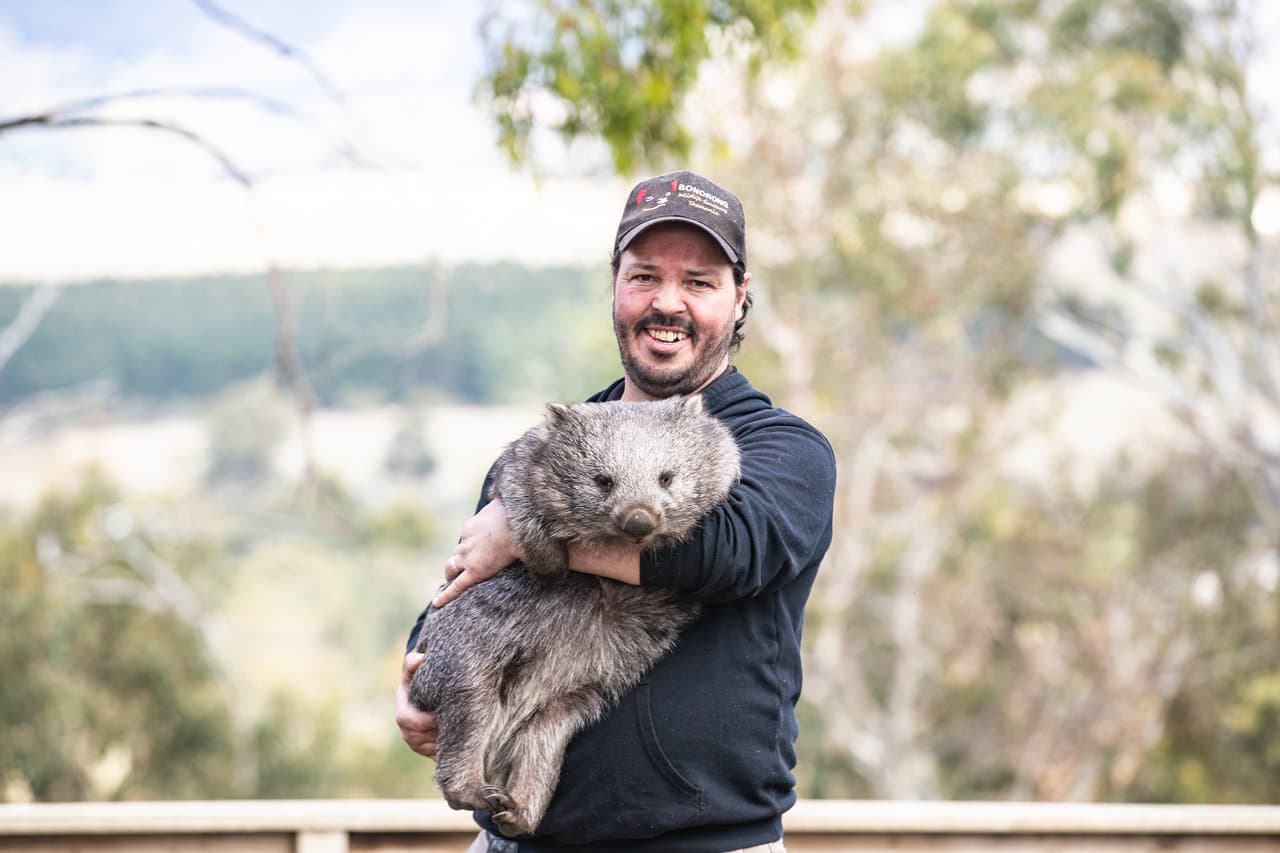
top-left (646, 327), bottom-right (689, 344)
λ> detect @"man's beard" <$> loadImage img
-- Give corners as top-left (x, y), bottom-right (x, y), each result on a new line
top-left (614, 308), bottom-right (734, 398)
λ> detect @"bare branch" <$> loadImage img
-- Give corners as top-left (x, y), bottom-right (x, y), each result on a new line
top-left (1242, 243), bottom-right (1280, 399)
top-left (190, 0), bottom-right (345, 105)
top-left (4, 111), bottom-right (322, 483)
top-left (0, 86), bottom-right (369, 168)
top-left (264, 267), bottom-right (318, 486)
top-left (0, 284), bottom-right (61, 376)
top-left (750, 283), bottom-right (816, 413)
top-left (884, 518), bottom-right (947, 798)
top-left (40, 87), bottom-right (308, 124)
top-left (12, 114), bottom-right (256, 187)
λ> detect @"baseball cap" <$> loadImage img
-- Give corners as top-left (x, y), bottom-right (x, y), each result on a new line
top-left (613, 170), bottom-right (747, 267)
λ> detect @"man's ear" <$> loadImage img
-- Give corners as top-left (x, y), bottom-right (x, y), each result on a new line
top-left (737, 270), bottom-right (751, 317)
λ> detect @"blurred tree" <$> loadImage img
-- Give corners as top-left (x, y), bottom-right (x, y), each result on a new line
top-left (384, 408), bottom-right (438, 480)
top-left (479, 0), bottom-right (821, 171)
top-left (0, 265), bottom-right (613, 406)
top-left (204, 378), bottom-right (292, 487)
top-left (0, 470), bottom-right (449, 802)
top-left (0, 475), bottom-right (240, 800)
top-left (483, 0), bottom-right (1279, 803)
top-left (737, 0), bottom-right (1277, 802)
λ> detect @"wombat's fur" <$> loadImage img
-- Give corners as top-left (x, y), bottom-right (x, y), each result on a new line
top-left (408, 395), bottom-right (740, 837)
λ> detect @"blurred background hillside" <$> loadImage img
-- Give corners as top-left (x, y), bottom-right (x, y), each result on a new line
top-left (2, 0), bottom-right (1278, 805)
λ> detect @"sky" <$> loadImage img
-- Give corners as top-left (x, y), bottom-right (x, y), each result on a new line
top-left (0, 1), bottom-right (630, 282)
top-left (3, 2), bottom-right (1278, 284)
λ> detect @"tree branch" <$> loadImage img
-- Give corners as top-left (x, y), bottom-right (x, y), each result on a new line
top-left (0, 87), bottom-right (370, 168)
top-left (4, 113), bottom-right (321, 483)
top-left (16, 115), bottom-right (255, 187)
top-left (190, 0), bottom-right (345, 105)
top-left (0, 284), bottom-right (61, 376)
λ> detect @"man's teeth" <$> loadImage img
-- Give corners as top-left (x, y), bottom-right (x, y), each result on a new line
top-left (648, 329), bottom-right (688, 343)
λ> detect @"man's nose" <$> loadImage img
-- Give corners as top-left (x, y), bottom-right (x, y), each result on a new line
top-left (650, 280), bottom-right (686, 313)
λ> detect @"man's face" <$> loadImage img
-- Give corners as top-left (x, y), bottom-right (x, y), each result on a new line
top-left (612, 223), bottom-right (748, 400)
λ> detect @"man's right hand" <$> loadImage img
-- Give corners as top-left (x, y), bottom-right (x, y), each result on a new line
top-left (432, 498), bottom-right (521, 608)
top-left (396, 651), bottom-right (438, 759)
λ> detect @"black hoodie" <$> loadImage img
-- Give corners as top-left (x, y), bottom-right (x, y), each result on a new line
top-left (406, 369), bottom-right (836, 852)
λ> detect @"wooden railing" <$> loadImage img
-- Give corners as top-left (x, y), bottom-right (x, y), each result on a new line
top-left (2, 799), bottom-right (1279, 851)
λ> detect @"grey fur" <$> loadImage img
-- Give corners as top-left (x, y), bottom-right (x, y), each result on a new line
top-left (409, 395), bottom-right (740, 837)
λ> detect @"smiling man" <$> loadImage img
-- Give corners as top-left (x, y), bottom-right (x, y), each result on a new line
top-left (610, 173), bottom-right (749, 402)
top-left (397, 171), bottom-right (837, 853)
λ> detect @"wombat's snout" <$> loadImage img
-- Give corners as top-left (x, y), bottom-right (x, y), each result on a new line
top-left (615, 506), bottom-right (660, 542)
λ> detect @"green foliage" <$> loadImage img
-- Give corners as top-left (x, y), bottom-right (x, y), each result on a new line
top-left (0, 277), bottom-right (275, 401)
top-left (881, 4), bottom-right (1003, 142)
top-left (384, 410), bottom-right (437, 481)
top-left (0, 262), bottom-right (615, 406)
top-left (204, 378), bottom-right (292, 486)
top-left (480, 0), bottom-right (819, 171)
top-left (249, 693), bottom-right (346, 798)
top-left (0, 478), bottom-right (236, 800)
top-left (801, 455), bottom-right (1274, 803)
top-left (357, 502), bottom-right (439, 550)
top-left (1222, 674), bottom-right (1280, 801)
top-left (0, 469), bottom-right (447, 803)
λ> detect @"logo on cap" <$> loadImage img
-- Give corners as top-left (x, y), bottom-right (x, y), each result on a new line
top-left (635, 180), bottom-right (680, 211)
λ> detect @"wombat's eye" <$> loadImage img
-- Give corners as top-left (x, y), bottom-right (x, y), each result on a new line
top-left (594, 474), bottom-right (614, 491)
top-left (658, 470), bottom-right (674, 488)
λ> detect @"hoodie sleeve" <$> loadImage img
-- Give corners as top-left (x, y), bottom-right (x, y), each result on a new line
top-left (639, 414), bottom-right (836, 603)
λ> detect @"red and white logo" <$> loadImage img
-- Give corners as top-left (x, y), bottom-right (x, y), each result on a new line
top-left (635, 179), bottom-right (680, 211)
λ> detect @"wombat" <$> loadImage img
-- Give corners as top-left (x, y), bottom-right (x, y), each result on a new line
top-left (408, 395), bottom-right (740, 837)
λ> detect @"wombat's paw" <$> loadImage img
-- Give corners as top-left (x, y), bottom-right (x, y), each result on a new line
top-left (437, 774), bottom-right (488, 812)
top-left (480, 784), bottom-right (532, 837)
top-left (441, 787), bottom-right (487, 812)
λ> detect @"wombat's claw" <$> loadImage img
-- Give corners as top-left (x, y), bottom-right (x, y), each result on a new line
top-left (479, 784), bottom-right (529, 837)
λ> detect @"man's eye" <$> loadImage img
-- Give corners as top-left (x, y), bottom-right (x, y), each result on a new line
top-left (690, 280), bottom-right (712, 289)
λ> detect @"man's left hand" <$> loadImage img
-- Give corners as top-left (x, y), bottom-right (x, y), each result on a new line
top-left (396, 651), bottom-right (438, 759)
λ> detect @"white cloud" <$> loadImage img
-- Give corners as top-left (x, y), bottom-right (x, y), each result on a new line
top-left (0, 8), bottom-right (628, 282)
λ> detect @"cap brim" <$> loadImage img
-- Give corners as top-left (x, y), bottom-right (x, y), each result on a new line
top-left (616, 216), bottom-right (740, 264)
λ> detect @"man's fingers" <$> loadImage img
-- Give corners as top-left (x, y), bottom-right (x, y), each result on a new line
top-left (432, 570), bottom-right (480, 608)
top-left (396, 653), bottom-right (437, 759)
top-left (397, 719), bottom-right (437, 757)
top-left (404, 734), bottom-right (437, 758)
top-left (401, 651), bottom-right (425, 682)
top-left (396, 708), bottom-right (432, 734)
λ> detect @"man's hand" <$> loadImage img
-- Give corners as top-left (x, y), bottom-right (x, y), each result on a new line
top-left (433, 498), bottom-right (521, 608)
top-left (396, 651), bottom-right (438, 759)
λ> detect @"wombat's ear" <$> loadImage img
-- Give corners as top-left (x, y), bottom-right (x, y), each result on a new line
top-left (545, 402), bottom-right (574, 426)
top-left (680, 395), bottom-right (704, 416)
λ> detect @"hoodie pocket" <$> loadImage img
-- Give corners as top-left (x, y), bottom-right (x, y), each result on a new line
top-left (535, 682), bottom-right (705, 843)
top-left (635, 682), bottom-right (702, 802)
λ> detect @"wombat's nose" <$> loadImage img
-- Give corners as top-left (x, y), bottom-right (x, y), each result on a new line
top-left (619, 508), bottom-right (657, 541)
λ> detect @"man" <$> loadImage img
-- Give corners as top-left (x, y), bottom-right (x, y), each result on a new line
top-left (396, 171), bottom-right (836, 852)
